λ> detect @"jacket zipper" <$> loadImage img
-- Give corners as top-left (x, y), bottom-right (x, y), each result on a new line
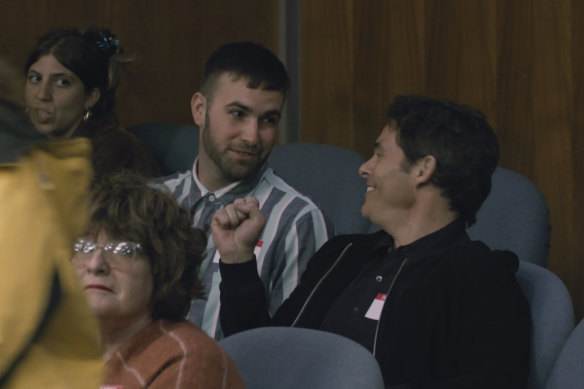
top-left (372, 257), bottom-right (408, 357)
top-left (291, 242), bottom-right (353, 326)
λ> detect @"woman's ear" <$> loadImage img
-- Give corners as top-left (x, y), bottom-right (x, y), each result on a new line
top-left (191, 92), bottom-right (207, 127)
top-left (85, 87), bottom-right (101, 111)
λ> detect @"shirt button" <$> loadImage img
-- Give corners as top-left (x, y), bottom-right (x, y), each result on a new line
top-left (208, 194), bottom-right (216, 202)
top-left (375, 275), bottom-right (383, 283)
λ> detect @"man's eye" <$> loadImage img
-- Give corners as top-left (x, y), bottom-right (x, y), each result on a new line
top-left (262, 116), bottom-right (279, 125)
top-left (230, 110), bottom-right (244, 118)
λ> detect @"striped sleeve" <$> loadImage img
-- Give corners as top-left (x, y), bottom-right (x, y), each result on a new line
top-left (254, 175), bottom-right (334, 315)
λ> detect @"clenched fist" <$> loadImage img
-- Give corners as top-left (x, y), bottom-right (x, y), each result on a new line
top-left (211, 196), bottom-right (266, 264)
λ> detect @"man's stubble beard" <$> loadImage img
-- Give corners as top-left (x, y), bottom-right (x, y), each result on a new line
top-left (201, 114), bottom-right (264, 182)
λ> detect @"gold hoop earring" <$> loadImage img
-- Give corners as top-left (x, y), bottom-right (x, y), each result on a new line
top-left (83, 110), bottom-right (92, 122)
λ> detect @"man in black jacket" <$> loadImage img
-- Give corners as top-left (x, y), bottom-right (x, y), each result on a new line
top-left (213, 95), bottom-right (531, 388)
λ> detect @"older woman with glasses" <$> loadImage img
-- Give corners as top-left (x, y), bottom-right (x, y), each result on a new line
top-left (71, 174), bottom-right (244, 388)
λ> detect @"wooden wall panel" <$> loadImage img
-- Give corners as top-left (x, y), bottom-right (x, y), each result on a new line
top-left (302, 0), bottom-right (584, 320)
top-left (571, 0), bottom-right (584, 323)
top-left (352, 0), bottom-right (426, 154)
top-left (300, 0), bottom-right (354, 147)
top-left (426, 0), bottom-right (497, 120)
top-left (495, 0), bottom-right (536, 177)
top-left (0, 0), bottom-right (278, 127)
top-left (530, 0), bottom-right (575, 310)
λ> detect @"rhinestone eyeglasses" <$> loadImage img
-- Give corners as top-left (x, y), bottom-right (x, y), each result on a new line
top-left (72, 239), bottom-right (143, 269)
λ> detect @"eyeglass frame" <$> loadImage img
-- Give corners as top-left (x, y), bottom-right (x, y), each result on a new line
top-left (72, 238), bottom-right (144, 270)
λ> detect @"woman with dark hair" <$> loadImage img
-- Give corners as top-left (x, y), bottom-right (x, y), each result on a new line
top-left (24, 27), bottom-right (160, 179)
top-left (71, 174), bottom-right (244, 388)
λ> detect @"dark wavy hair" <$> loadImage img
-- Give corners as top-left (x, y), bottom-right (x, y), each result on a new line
top-left (24, 26), bottom-right (128, 120)
top-left (386, 95), bottom-right (500, 226)
top-left (87, 173), bottom-right (206, 321)
top-left (200, 41), bottom-right (290, 102)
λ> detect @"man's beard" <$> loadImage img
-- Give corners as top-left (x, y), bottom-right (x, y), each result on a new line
top-left (201, 115), bottom-right (264, 182)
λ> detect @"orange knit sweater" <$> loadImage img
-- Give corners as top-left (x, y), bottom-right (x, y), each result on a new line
top-left (101, 319), bottom-right (245, 389)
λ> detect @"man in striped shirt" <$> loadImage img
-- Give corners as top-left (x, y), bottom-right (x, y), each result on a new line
top-left (157, 41), bottom-right (333, 339)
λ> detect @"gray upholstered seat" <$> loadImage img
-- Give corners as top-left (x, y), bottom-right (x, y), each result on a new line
top-left (219, 326), bottom-right (385, 389)
top-left (515, 261), bottom-right (575, 389)
top-left (468, 167), bottom-right (550, 266)
top-left (546, 319), bottom-right (584, 389)
top-left (267, 142), bottom-right (372, 235)
top-left (128, 122), bottom-right (197, 174)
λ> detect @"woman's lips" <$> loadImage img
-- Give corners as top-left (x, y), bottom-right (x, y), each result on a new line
top-left (84, 284), bottom-right (113, 292)
top-left (31, 108), bottom-right (53, 124)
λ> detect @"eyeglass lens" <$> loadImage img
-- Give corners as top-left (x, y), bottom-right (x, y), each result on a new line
top-left (72, 239), bottom-right (142, 268)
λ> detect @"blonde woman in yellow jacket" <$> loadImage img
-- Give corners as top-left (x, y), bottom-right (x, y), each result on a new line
top-left (0, 58), bottom-right (103, 388)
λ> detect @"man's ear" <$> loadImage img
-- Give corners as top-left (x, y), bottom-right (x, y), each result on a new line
top-left (415, 155), bottom-right (437, 185)
top-left (191, 92), bottom-right (207, 127)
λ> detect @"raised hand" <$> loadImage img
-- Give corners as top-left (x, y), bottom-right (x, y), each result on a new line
top-left (211, 196), bottom-right (266, 264)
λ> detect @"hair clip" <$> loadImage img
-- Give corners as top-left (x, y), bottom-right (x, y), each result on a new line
top-left (95, 29), bottom-right (124, 57)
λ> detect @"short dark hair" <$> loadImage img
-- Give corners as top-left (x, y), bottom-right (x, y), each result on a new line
top-left (200, 41), bottom-right (290, 102)
top-left (87, 174), bottom-right (206, 321)
top-left (25, 26), bottom-right (127, 120)
top-left (386, 95), bottom-right (500, 226)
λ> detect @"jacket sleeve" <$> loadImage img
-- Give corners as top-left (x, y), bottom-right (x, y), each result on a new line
top-left (219, 258), bottom-right (273, 335)
top-left (219, 234), bottom-right (353, 336)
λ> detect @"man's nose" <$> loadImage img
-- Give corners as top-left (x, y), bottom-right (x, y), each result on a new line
top-left (241, 119), bottom-right (260, 145)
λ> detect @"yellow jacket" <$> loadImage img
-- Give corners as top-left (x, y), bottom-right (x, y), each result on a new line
top-left (0, 106), bottom-right (103, 388)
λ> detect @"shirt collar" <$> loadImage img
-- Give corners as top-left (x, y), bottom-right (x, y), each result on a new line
top-left (191, 157), bottom-right (269, 200)
top-left (192, 157), bottom-right (242, 198)
top-left (372, 219), bottom-right (468, 261)
top-left (397, 219), bottom-right (468, 261)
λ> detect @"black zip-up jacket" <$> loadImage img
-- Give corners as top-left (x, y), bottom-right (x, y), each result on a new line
top-left (219, 220), bottom-right (530, 388)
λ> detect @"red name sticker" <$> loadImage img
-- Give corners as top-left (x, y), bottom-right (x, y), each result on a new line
top-left (365, 293), bottom-right (387, 321)
top-left (254, 240), bottom-right (264, 257)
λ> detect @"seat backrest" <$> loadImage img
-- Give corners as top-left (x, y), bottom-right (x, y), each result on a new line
top-left (128, 122), bottom-right (198, 175)
top-left (546, 319), bottom-right (584, 389)
top-left (467, 167), bottom-right (551, 266)
top-left (128, 122), bottom-right (374, 235)
top-left (267, 143), bottom-right (373, 235)
top-left (515, 261), bottom-right (575, 389)
top-left (219, 326), bottom-right (385, 389)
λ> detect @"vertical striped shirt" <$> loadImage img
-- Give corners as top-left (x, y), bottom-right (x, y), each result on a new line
top-left (156, 162), bottom-right (334, 339)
